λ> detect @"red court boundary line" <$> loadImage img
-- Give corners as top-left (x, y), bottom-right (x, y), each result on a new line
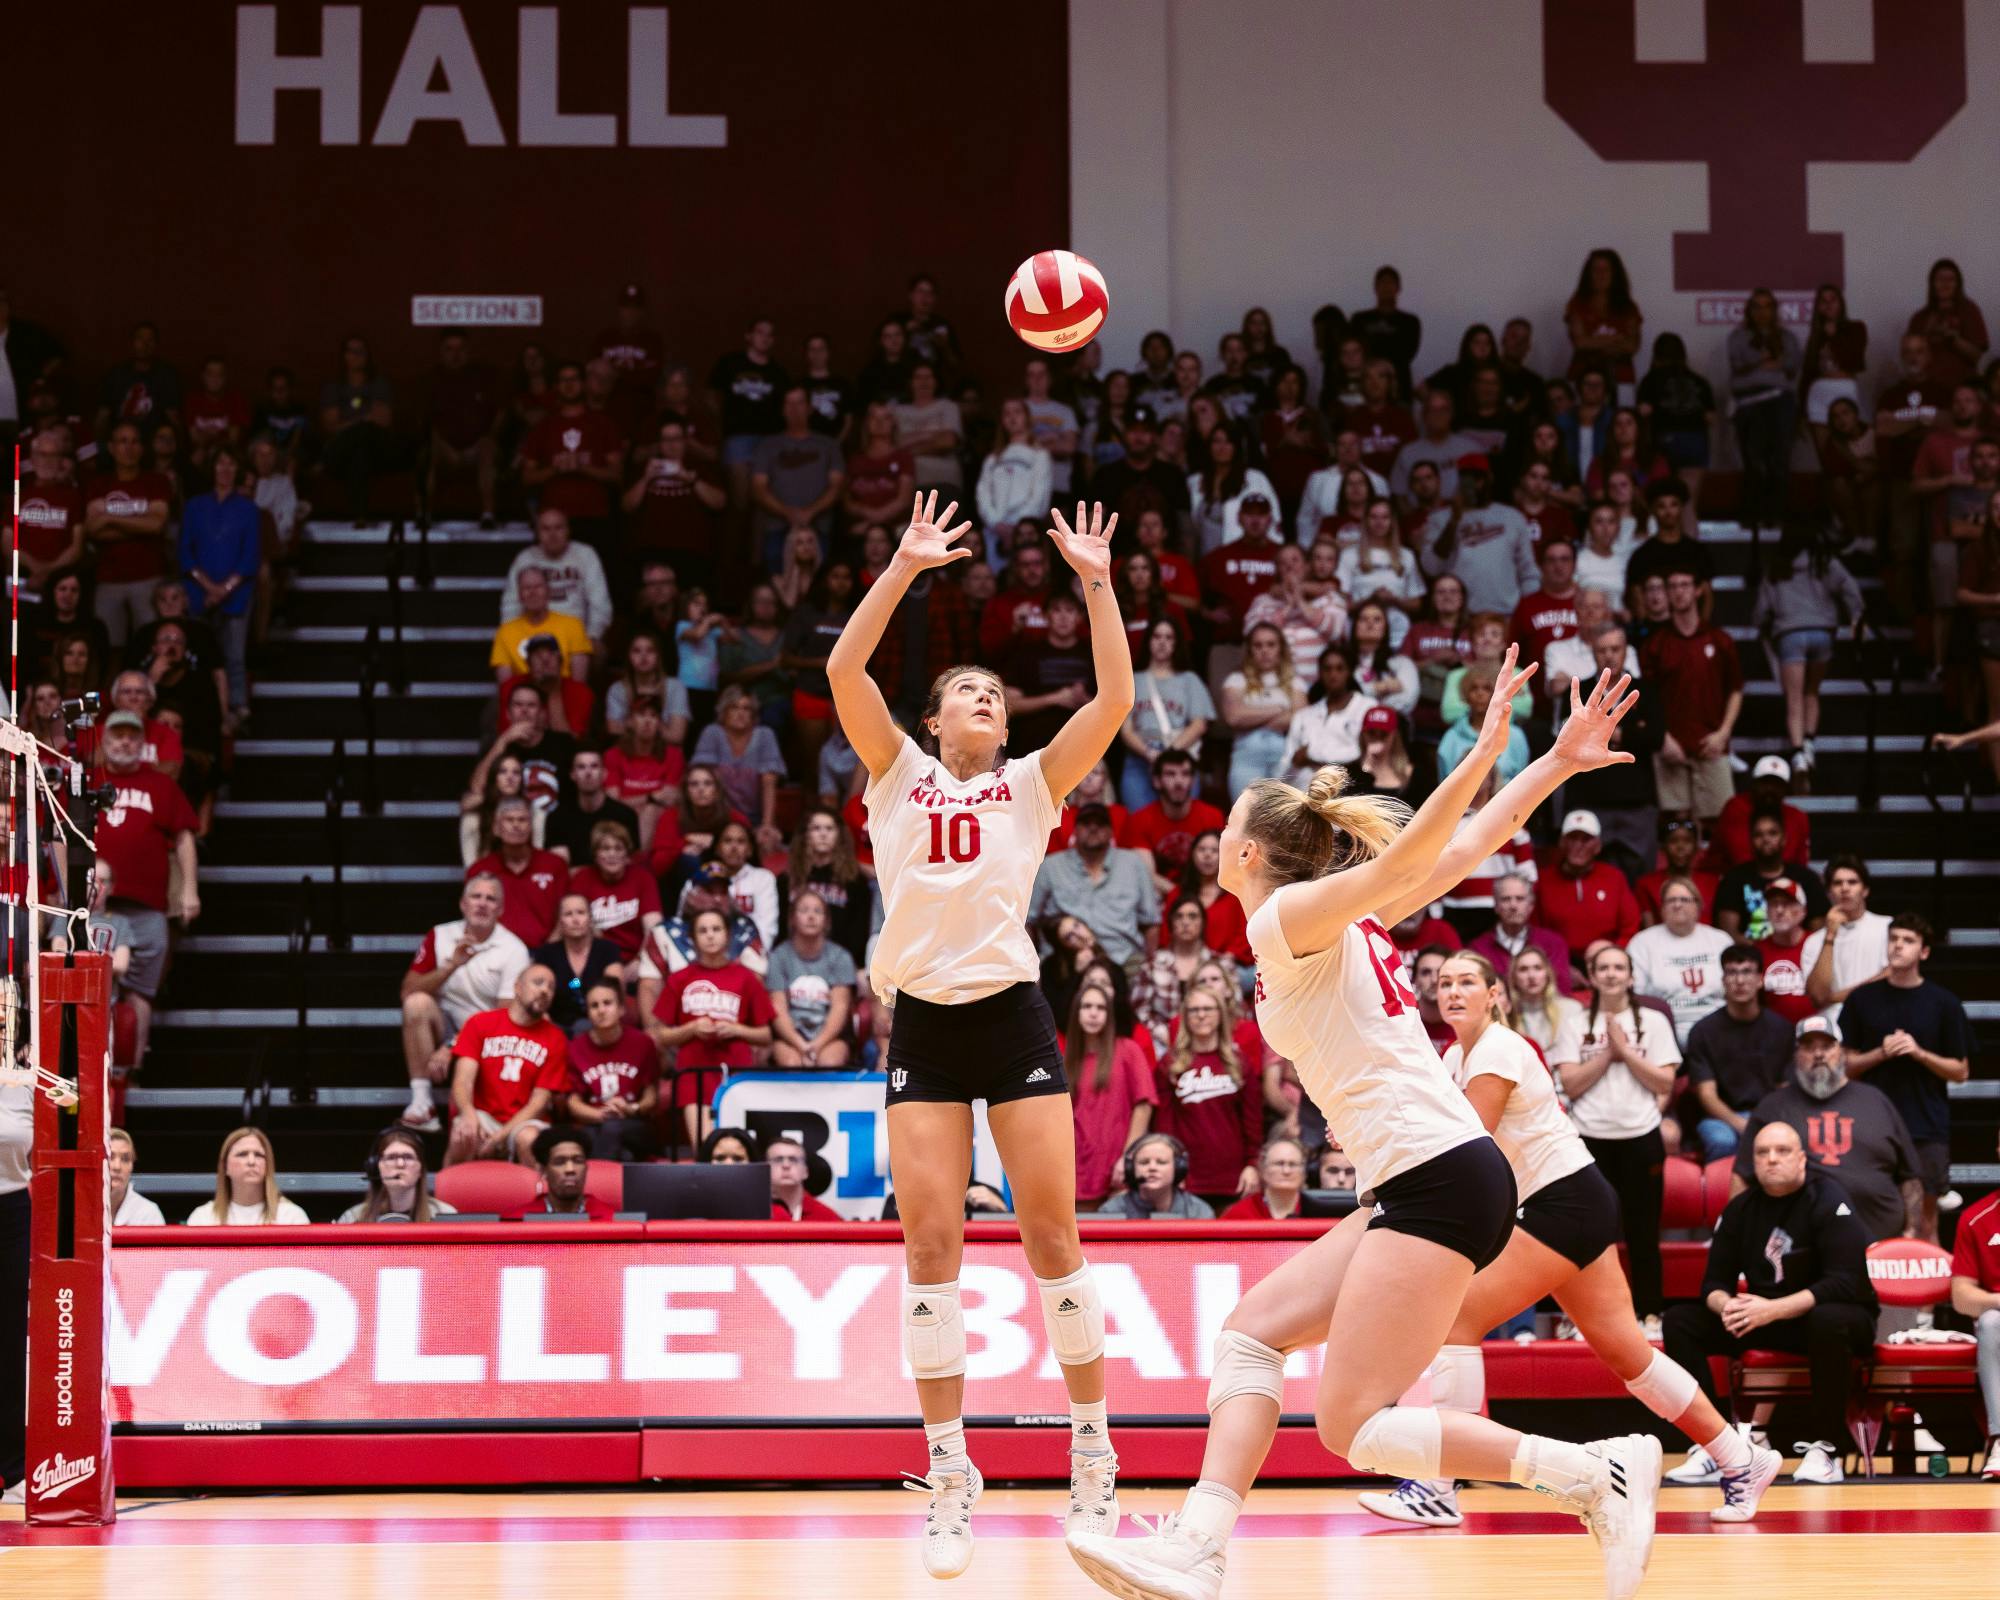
top-left (7, 1506), bottom-right (1999, 1547)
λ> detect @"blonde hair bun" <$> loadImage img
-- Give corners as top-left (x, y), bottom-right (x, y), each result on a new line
top-left (1305, 765), bottom-right (1352, 820)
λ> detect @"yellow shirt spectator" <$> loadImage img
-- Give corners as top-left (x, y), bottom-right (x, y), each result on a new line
top-left (490, 612), bottom-right (592, 678)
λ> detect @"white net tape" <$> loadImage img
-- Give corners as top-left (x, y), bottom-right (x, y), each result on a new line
top-left (0, 716), bottom-right (93, 1104)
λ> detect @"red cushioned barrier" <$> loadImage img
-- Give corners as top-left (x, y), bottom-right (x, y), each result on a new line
top-left (118, 1432), bottom-right (642, 1488)
top-left (1872, 1343), bottom-right (1977, 1369)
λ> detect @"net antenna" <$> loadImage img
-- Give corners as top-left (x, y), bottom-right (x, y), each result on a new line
top-left (0, 715), bottom-right (94, 1107)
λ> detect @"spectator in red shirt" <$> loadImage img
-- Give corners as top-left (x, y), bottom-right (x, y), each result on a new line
top-left (1336, 359), bottom-right (1417, 480)
top-left (1947, 1125), bottom-right (2000, 1477)
top-left (978, 536), bottom-right (1054, 662)
top-left (425, 329), bottom-right (502, 527)
top-left (445, 964), bottom-right (569, 1166)
top-left (1153, 986), bottom-right (1264, 1210)
top-left (498, 634), bottom-right (596, 740)
top-left (521, 360), bottom-right (627, 541)
top-left (515, 1127), bottom-right (617, 1220)
top-left (843, 400), bottom-right (919, 532)
top-left (182, 356), bottom-right (250, 471)
top-left (1756, 878), bottom-right (1815, 1026)
top-left (16, 429), bottom-right (85, 594)
top-left (1511, 458), bottom-right (1578, 554)
top-left (1535, 809), bottom-right (1640, 964)
top-left (1221, 1136), bottom-right (1312, 1220)
top-left (571, 820), bottom-right (664, 963)
top-left (1638, 818), bottom-right (1721, 924)
top-left (1906, 257), bottom-right (1989, 389)
top-left (1700, 755), bottom-right (1810, 874)
top-left (768, 1135), bottom-right (842, 1221)
top-left (1163, 830), bottom-right (1252, 966)
top-left (622, 419), bottom-right (726, 592)
top-left (1121, 749), bottom-right (1226, 897)
top-left (1641, 565), bottom-right (1742, 821)
top-left (1197, 496), bottom-right (1282, 642)
top-left (1510, 536), bottom-right (1581, 665)
top-left (593, 283), bottom-right (665, 441)
top-left (565, 978), bottom-right (662, 1160)
top-left (468, 796), bottom-right (570, 947)
top-left (85, 420), bottom-right (174, 645)
top-left (77, 671), bottom-right (184, 781)
top-left (650, 906), bottom-right (775, 1151)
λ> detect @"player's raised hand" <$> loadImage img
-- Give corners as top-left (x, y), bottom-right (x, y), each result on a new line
top-left (895, 490), bottom-right (975, 571)
top-left (1473, 644), bottom-right (1537, 755)
top-left (1551, 668), bottom-right (1640, 772)
top-left (1047, 500), bottom-right (1119, 589)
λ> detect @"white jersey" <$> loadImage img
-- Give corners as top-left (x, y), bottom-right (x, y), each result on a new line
top-left (1246, 889), bottom-right (1485, 1196)
top-left (1442, 1025), bottom-right (1593, 1203)
top-left (864, 735), bottom-right (1059, 1005)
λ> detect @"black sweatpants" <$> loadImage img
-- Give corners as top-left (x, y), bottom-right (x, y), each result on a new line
top-left (1583, 1126), bottom-right (1665, 1317)
top-left (1663, 1297), bottom-right (1876, 1449)
top-left (0, 1187), bottom-right (28, 1488)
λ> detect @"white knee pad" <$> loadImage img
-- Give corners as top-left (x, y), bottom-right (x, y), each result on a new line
top-left (1343, 1406), bottom-right (1444, 1479)
top-left (1624, 1350), bottom-right (1699, 1420)
top-left (903, 1280), bottom-right (966, 1380)
top-left (1207, 1329), bottom-right (1286, 1414)
top-left (1036, 1263), bottom-right (1105, 1367)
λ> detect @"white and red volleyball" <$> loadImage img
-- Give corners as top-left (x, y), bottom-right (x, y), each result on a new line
top-left (1004, 249), bottom-right (1110, 353)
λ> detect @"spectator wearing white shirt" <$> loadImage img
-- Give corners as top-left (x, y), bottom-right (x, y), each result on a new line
top-left (1626, 876), bottom-right (1735, 1038)
top-left (108, 1127), bottom-right (166, 1225)
top-left (184, 1127), bottom-right (311, 1226)
top-left (247, 433), bottom-right (300, 543)
top-left (1334, 497), bottom-right (1425, 640)
top-left (501, 508), bottom-right (613, 646)
top-left (1544, 596), bottom-right (1639, 707)
top-left (1282, 644), bottom-right (1377, 782)
top-left (1188, 423), bottom-right (1278, 556)
top-left (1022, 359), bottom-right (1079, 495)
top-left (399, 874), bottom-right (532, 1128)
top-left (1574, 499), bottom-right (1636, 605)
top-left (1802, 854), bottom-right (1892, 1024)
top-left (1417, 455), bottom-right (1541, 615)
top-left (975, 397), bottom-right (1053, 566)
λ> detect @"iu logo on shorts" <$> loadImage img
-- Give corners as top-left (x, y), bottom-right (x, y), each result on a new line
top-left (890, 1068), bottom-right (908, 1092)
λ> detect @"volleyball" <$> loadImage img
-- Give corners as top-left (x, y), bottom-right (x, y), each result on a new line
top-left (1003, 248), bottom-right (1110, 352)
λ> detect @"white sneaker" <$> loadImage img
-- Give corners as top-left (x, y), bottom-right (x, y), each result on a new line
top-left (1980, 1437), bottom-right (2000, 1481)
top-left (1067, 1448), bottom-right (1122, 1541)
top-left (0, 1481), bottom-right (22, 1507)
top-left (1357, 1477), bottom-right (1463, 1526)
top-left (1577, 1434), bottom-right (1663, 1600)
top-left (1710, 1445), bottom-right (1783, 1522)
top-left (1067, 1513), bottom-right (1227, 1600)
top-left (903, 1462), bottom-right (983, 1579)
top-left (1791, 1440), bottom-right (1844, 1484)
top-left (400, 1100), bottom-right (439, 1130)
top-left (1640, 1314), bottom-right (1663, 1342)
top-left (1664, 1443), bottom-right (1719, 1485)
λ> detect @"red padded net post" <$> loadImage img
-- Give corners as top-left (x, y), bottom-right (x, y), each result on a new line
top-left (25, 951), bottom-right (115, 1526)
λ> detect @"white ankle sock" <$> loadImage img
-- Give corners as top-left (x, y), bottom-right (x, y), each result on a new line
top-left (407, 1078), bottom-right (433, 1109)
top-left (1508, 1435), bottom-right (1609, 1504)
top-left (1703, 1425), bottom-right (1752, 1469)
top-left (924, 1417), bottom-right (969, 1477)
top-left (1180, 1479), bottom-right (1242, 1541)
top-left (1070, 1397), bottom-right (1111, 1456)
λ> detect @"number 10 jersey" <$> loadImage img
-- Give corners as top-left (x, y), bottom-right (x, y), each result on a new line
top-left (864, 736), bottom-right (1060, 1007)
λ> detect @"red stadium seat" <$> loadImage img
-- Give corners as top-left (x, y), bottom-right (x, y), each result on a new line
top-left (1700, 1157), bottom-right (1734, 1227)
top-left (1867, 1341), bottom-right (1986, 1472)
top-left (585, 1159), bottom-right (624, 1210)
top-left (435, 1161), bottom-right (539, 1215)
top-left (1660, 1156), bottom-right (1703, 1230)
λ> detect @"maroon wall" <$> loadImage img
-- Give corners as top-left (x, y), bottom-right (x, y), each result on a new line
top-left (14, 2), bottom-right (1070, 401)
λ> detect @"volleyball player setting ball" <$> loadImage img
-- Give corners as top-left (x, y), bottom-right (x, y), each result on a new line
top-left (1069, 659), bottom-right (1667, 1600)
top-left (1354, 949), bottom-right (1782, 1530)
top-left (826, 491), bottom-right (1135, 1580)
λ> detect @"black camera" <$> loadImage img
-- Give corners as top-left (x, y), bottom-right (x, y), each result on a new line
top-left (59, 692), bottom-right (100, 729)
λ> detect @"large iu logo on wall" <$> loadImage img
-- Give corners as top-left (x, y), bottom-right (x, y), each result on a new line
top-left (1542, 0), bottom-right (1966, 290)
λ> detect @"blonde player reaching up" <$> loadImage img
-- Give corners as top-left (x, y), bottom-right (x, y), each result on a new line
top-left (1356, 949), bottom-right (1782, 1530)
top-left (828, 492), bottom-right (1134, 1580)
top-left (1069, 660), bottom-right (1664, 1600)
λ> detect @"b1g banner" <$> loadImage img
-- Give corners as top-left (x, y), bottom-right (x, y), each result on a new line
top-left (108, 1233), bottom-right (1324, 1428)
top-left (712, 1071), bottom-right (1005, 1219)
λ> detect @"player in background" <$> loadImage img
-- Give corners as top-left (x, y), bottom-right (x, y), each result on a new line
top-left (1357, 949), bottom-right (1782, 1529)
top-left (828, 491), bottom-right (1134, 1580)
top-left (1069, 661), bottom-right (1663, 1600)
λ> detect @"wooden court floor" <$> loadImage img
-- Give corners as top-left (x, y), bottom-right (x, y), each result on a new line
top-left (6, 1482), bottom-right (1999, 1599)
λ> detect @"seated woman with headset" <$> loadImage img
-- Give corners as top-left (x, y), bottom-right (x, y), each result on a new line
top-left (340, 1128), bottom-right (458, 1222)
top-left (1094, 1132), bottom-right (1214, 1219)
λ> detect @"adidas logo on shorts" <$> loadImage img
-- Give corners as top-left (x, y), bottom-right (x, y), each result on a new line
top-left (1057, 1297), bottom-right (1079, 1313)
top-left (1025, 1067), bottom-right (1052, 1083)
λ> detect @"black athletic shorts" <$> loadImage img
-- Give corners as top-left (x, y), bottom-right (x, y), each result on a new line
top-left (1366, 1136), bottom-right (1517, 1271)
top-left (1517, 1162), bottom-right (1624, 1271)
top-left (884, 982), bottom-right (1069, 1108)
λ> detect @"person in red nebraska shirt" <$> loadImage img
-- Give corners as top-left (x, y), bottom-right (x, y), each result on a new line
top-left (1699, 756), bottom-right (1811, 874)
top-left (1197, 496), bottom-right (1283, 642)
top-left (16, 428), bottom-right (85, 592)
top-left (1120, 750), bottom-right (1226, 897)
top-left (1534, 809), bottom-right (1639, 964)
top-left (85, 419), bottom-right (175, 645)
top-left (1637, 818), bottom-right (1720, 924)
top-left (769, 1135), bottom-right (843, 1221)
top-left (651, 907), bottom-right (775, 1151)
top-left (978, 536), bottom-right (1055, 661)
top-left (521, 360), bottom-right (627, 534)
top-left (570, 821), bottom-right (664, 963)
top-left (1221, 1136), bottom-right (1312, 1220)
top-left (515, 1127), bottom-right (618, 1219)
top-left (1510, 536), bottom-right (1581, 667)
top-left (1755, 878), bottom-right (1815, 1027)
top-left (1640, 566), bottom-right (1743, 822)
top-left (564, 978), bottom-right (662, 1160)
top-left (468, 796), bottom-right (570, 946)
top-left (445, 964), bottom-right (570, 1166)
top-left (182, 356), bottom-right (250, 470)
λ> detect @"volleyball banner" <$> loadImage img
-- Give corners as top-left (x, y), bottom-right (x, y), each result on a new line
top-left (107, 1231), bottom-right (1327, 1429)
